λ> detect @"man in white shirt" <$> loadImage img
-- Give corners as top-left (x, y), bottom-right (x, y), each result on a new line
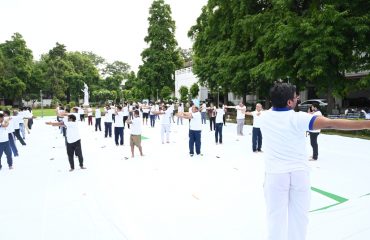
top-left (246, 103), bottom-right (263, 152)
top-left (94, 107), bottom-right (101, 131)
top-left (260, 82), bottom-right (370, 240)
top-left (308, 103), bottom-right (322, 161)
top-left (177, 103), bottom-right (184, 125)
top-left (122, 103), bottom-right (130, 129)
top-left (226, 102), bottom-right (246, 136)
top-left (0, 113), bottom-right (13, 170)
top-left (104, 105), bottom-right (114, 138)
top-left (179, 105), bottom-right (202, 156)
top-left (12, 110), bottom-right (26, 146)
top-left (127, 110), bottom-right (143, 158)
top-left (3, 110), bottom-right (19, 157)
top-left (46, 114), bottom-right (86, 171)
top-left (215, 104), bottom-right (225, 144)
top-left (114, 106), bottom-right (125, 146)
top-left (87, 106), bottom-right (93, 126)
top-left (201, 102), bottom-right (207, 124)
top-left (154, 105), bottom-right (173, 144)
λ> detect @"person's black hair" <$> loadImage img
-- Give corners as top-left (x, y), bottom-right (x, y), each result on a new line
top-left (68, 114), bottom-right (76, 122)
top-left (3, 110), bottom-right (10, 116)
top-left (134, 109), bottom-right (140, 116)
top-left (269, 82), bottom-right (296, 108)
top-left (312, 102), bottom-right (320, 110)
top-left (0, 113), bottom-right (4, 118)
top-left (219, 103), bottom-right (223, 108)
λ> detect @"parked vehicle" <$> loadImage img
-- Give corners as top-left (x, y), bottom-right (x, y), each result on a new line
top-left (298, 99), bottom-right (328, 112)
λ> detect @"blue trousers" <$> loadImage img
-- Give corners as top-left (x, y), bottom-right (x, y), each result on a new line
top-left (150, 115), bottom-right (156, 127)
top-left (0, 141), bottom-right (13, 168)
top-left (189, 130), bottom-right (201, 155)
top-left (8, 133), bottom-right (18, 156)
top-left (201, 112), bottom-right (206, 124)
top-left (215, 123), bottom-right (223, 143)
top-left (252, 127), bottom-right (262, 151)
top-left (104, 122), bottom-right (112, 137)
top-left (114, 127), bottom-right (124, 145)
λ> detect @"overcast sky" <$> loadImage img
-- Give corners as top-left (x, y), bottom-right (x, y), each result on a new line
top-left (1, 0), bottom-right (208, 71)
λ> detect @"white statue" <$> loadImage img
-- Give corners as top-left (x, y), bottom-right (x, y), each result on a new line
top-left (82, 82), bottom-right (89, 106)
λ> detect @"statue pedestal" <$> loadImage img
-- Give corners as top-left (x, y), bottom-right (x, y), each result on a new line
top-left (83, 102), bottom-right (89, 107)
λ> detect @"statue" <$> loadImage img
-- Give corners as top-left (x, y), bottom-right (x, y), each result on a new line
top-left (82, 82), bottom-right (89, 106)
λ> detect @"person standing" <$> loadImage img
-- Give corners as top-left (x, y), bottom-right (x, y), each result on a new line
top-left (46, 114), bottom-right (86, 171)
top-left (114, 106), bottom-right (125, 146)
top-left (78, 106), bottom-right (85, 122)
top-left (123, 103), bottom-right (130, 129)
top-left (12, 110), bottom-right (26, 146)
top-left (87, 106), bottom-right (93, 126)
top-left (246, 103), bottom-right (263, 152)
top-left (260, 82), bottom-right (370, 240)
top-left (200, 102), bottom-right (207, 124)
top-left (127, 110), bottom-right (144, 158)
top-left (3, 110), bottom-right (19, 157)
top-left (149, 103), bottom-right (156, 128)
top-left (215, 104), bottom-right (225, 144)
top-left (177, 103), bottom-right (184, 125)
top-left (0, 113), bottom-right (13, 170)
top-left (226, 101), bottom-right (246, 137)
top-left (154, 105), bottom-right (173, 144)
top-left (208, 103), bottom-right (216, 131)
top-left (308, 103), bottom-right (322, 161)
top-left (94, 106), bottom-right (102, 131)
top-left (104, 105), bottom-right (113, 138)
top-left (141, 102), bottom-right (150, 126)
top-left (179, 105), bottom-right (202, 156)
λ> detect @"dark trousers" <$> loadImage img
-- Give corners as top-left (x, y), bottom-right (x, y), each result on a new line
top-left (80, 114), bottom-right (85, 122)
top-left (88, 116), bottom-right (93, 125)
top-left (215, 123), bottom-right (223, 143)
top-left (209, 117), bottom-right (216, 131)
top-left (252, 127), bottom-right (262, 151)
top-left (8, 133), bottom-right (18, 156)
top-left (223, 115), bottom-right (226, 126)
top-left (28, 118), bottom-right (33, 129)
top-left (150, 115), bottom-right (156, 127)
top-left (189, 130), bottom-right (201, 155)
top-left (14, 129), bottom-right (26, 145)
top-left (310, 132), bottom-right (319, 160)
top-left (123, 116), bottom-right (130, 129)
top-left (104, 122), bottom-right (112, 137)
top-left (114, 127), bottom-right (124, 145)
top-left (66, 140), bottom-right (83, 169)
top-left (95, 118), bottom-right (101, 131)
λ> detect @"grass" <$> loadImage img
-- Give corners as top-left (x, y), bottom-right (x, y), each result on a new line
top-left (33, 108), bottom-right (56, 117)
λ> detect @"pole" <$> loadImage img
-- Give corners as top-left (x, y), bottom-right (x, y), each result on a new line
top-left (40, 90), bottom-right (43, 118)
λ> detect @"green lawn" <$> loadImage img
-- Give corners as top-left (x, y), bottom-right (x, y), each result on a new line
top-left (33, 108), bottom-right (56, 117)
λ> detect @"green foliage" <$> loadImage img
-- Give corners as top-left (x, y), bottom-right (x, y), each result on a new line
top-left (138, 0), bottom-right (183, 99)
top-left (179, 85), bottom-right (189, 103)
top-left (190, 83), bottom-right (199, 98)
top-left (69, 101), bottom-right (76, 108)
top-left (161, 86), bottom-right (172, 100)
top-left (189, 0), bottom-right (370, 109)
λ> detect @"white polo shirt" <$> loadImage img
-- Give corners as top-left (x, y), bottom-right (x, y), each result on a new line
top-left (161, 109), bottom-right (172, 125)
top-left (236, 105), bottom-right (246, 120)
top-left (105, 109), bottom-right (114, 123)
top-left (190, 112), bottom-right (202, 131)
top-left (95, 109), bottom-right (101, 118)
top-left (64, 121), bottom-right (81, 144)
top-left (215, 108), bottom-right (225, 123)
top-left (252, 111), bottom-right (263, 128)
top-left (130, 117), bottom-right (142, 135)
top-left (114, 111), bottom-right (124, 127)
top-left (0, 125), bottom-right (9, 142)
top-left (260, 108), bottom-right (317, 174)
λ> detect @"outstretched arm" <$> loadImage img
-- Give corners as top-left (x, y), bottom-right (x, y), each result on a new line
top-left (313, 116), bottom-right (370, 130)
top-left (46, 121), bottom-right (64, 127)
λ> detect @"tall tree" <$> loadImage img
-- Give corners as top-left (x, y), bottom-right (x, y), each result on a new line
top-left (0, 33), bottom-right (33, 104)
top-left (138, 0), bottom-right (183, 99)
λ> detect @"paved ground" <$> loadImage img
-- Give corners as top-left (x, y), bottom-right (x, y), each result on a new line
top-left (0, 116), bottom-right (370, 240)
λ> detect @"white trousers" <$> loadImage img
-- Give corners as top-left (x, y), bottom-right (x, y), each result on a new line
top-left (264, 171), bottom-right (310, 240)
top-left (161, 124), bottom-right (170, 143)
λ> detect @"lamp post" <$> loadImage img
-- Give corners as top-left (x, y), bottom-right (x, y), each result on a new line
top-left (40, 90), bottom-right (43, 118)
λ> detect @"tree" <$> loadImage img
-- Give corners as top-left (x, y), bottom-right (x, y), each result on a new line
top-left (138, 0), bottom-right (183, 99)
top-left (179, 85), bottom-right (189, 103)
top-left (0, 33), bottom-right (33, 104)
top-left (161, 86), bottom-right (172, 100)
top-left (190, 83), bottom-right (199, 99)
